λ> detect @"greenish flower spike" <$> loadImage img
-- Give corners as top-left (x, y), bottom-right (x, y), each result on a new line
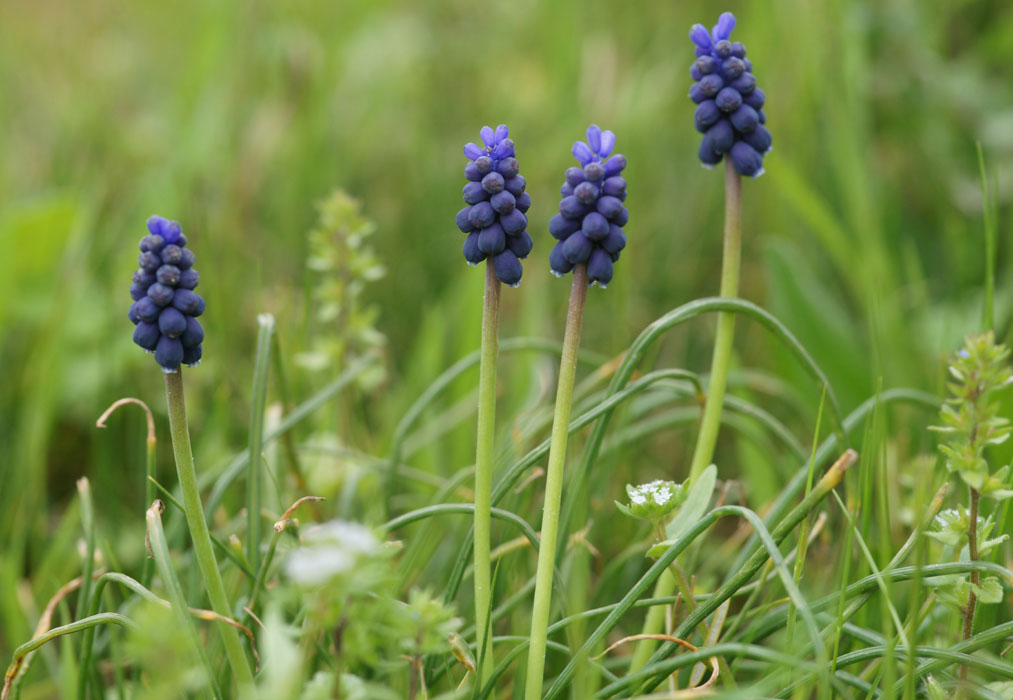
top-left (931, 331), bottom-right (1013, 497)
top-left (617, 479), bottom-right (687, 524)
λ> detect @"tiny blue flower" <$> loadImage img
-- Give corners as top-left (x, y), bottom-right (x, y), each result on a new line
top-left (129, 216), bottom-right (204, 372)
top-left (688, 12), bottom-right (771, 177)
top-left (458, 125), bottom-right (531, 286)
top-left (549, 125), bottom-right (628, 288)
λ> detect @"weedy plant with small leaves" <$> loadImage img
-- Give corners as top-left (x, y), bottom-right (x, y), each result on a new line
top-left (4, 8), bottom-right (1013, 700)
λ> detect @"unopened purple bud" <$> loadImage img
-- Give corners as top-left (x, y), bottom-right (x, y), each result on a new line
top-left (503, 174), bottom-right (526, 196)
top-left (172, 289), bottom-right (205, 316)
top-left (463, 182), bottom-right (488, 204)
top-left (560, 196), bottom-right (587, 220)
top-left (477, 224), bottom-right (507, 255)
top-left (565, 167), bottom-right (586, 186)
top-left (715, 87), bottom-right (743, 113)
top-left (140, 234), bottom-right (165, 253)
top-left (731, 42), bottom-right (746, 58)
top-left (468, 202), bottom-right (496, 229)
top-left (697, 134), bottom-right (723, 167)
top-left (464, 143), bottom-right (484, 160)
top-left (730, 104), bottom-right (759, 133)
top-left (464, 161), bottom-right (482, 181)
top-left (133, 322), bottom-right (160, 350)
top-left (742, 124), bottom-right (773, 154)
top-left (707, 119), bottom-right (735, 153)
top-left (160, 245), bottom-right (182, 266)
top-left (695, 55), bottom-right (719, 75)
top-left (507, 230), bottom-right (534, 258)
top-left (138, 251), bottom-right (161, 272)
top-left (463, 232), bottom-right (485, 264)
top-left (182, 343), bottom-right (203, 367)
top-left (574, 181), bottom-right (598, 205)
top-left (178, 248), bottom-right (195, 270)
top-left (583, 162), bottom-right (605, 183)
top-left (689, 23), bottom-right (712, 50)
top-left (602, 225), bottom-right (626, 254)
top-left (496, 157), bottom-right (520, 178)
top-left (156, 264), bottom-right (181, 286)
top-left (602, 176), bottom-right (627, 199)
top-left (582, 212), bottom-right (610, 241)
top-left (562, 231), bottom-right (593, 264)
top-left (475, 155), bottom-right (494, 174)
top-left (181, 316), bottom-right (204, 348)
top-left (713, 12), bottom-right (736, 41)
top-left (549, 241), bottom-right (574, 276)
top-left (743, 87), bottom-right (765, 110)
top-left (491, 190), bottom-right (516, 215)
top-left (604, 154), bottom-right (627, 176)
top-left (147, 283), bottom-right (174, 306)
top-left (481, 171), bottom-right (505, 194)
top-left (158, 306), bottom-right (187, 338)
top-left (596, 195), bottom-right (624, 221)
top-left (695, 100), bottom-right (722, 132)
top-left (456, 206), bottom-right (475, 233)
top-left (515, 192), bottom-right (531, 213)
top-left (130, 281), bottom-right (148, 301)
top-left (500, 209), bottom-right (527, 235)
top-left (714, 40), bottom-right (733, 58)
top-left (178, 268), bottom-right (200, 290)
top-left (587, 248), bottom-right (614, 287)
top-left (134, 296), bottom-right (160, 323)
top-left (722, 57), bottom-right (745, 79)
top-left (586, 124), bottom-right (602, 153)
top-left (730, 141), bottom-right (764, 177)
top-left (549, 213), bottom-right (581, 240)
top-left (155, 336), bottom-right (183, 371)
top-left (731, 72), bottom-right (757, 95)
top-left (493, 249), bottom-right (523, 286)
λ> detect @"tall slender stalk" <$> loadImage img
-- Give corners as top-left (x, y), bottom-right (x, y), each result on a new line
top-left (632, 159), bottom-right (742, 671)
top-left (247, 313), bottom-right (275, 572)
top-left (524, 264), bottom-right (588, 700)
top-left (473, 260), bottom-right (501, 686)
top-left (960, 485), bottom-right (980, 683)
top-left (689, 158), bottom-right (743, 483)
top-left (164, 371), bottom-right (255, 691)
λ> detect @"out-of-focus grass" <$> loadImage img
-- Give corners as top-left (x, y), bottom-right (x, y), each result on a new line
top-left (0, 0), bottom-right (1010, 672)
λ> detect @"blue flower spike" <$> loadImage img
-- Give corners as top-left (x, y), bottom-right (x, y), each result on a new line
top-left (457, 125), bottom-right (531, 287)
top-left (689, 12), bottom-right (771, 177)
top-left (548, 125), bottom-right (628, 288)
top-left (129, 215), bottom-right (204, 372)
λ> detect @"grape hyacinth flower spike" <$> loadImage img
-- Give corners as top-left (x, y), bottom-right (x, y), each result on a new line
top-left (548, 124), bottom-right (629, 288)
top-left (456, 124), bottom-right (532, 287)
top-left (458, 124), bottom-right (531, 685)
top-left (525, 125), bottom-right (626, 699)
top-left (128, 216), bottom-right (205, 372)
top-left (689, 11), bottom-right (772, 177)
top-left (128, 216), bottom-right (254, 688)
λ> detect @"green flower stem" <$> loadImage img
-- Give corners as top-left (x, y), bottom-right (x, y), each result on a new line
top-left (473, 260), bottom-right (501, 686)
top-left (689, 158), bottom-right (743, 484)
top-left (164, 371), bottom-right (255, 692)
top-left (632, 159), bottom-right (743, 672)
top-left (524, 263), bottom-right (588, 700)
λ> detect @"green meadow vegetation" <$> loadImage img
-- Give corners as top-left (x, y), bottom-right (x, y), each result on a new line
top-left (1, 0), bottom-right (1011, 697)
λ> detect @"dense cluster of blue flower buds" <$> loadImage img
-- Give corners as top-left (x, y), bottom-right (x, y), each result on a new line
top-left (689, 12), bottom-right (771, 177)
top-left (128, 216), bottom-right (205, 372)
top-left (548, 125), bottom-right (628, 287)
top-left (456, 125), bottom-right (532, 287)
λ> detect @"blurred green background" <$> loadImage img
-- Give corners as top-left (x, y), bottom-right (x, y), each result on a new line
top-left (1, 0), bottom-right (1010, 666)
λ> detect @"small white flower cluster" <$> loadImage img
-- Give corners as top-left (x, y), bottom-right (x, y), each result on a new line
top-left (621, 479), bottom-right (686, 522)
top-left (285, 520), bottom-right (381, 587)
